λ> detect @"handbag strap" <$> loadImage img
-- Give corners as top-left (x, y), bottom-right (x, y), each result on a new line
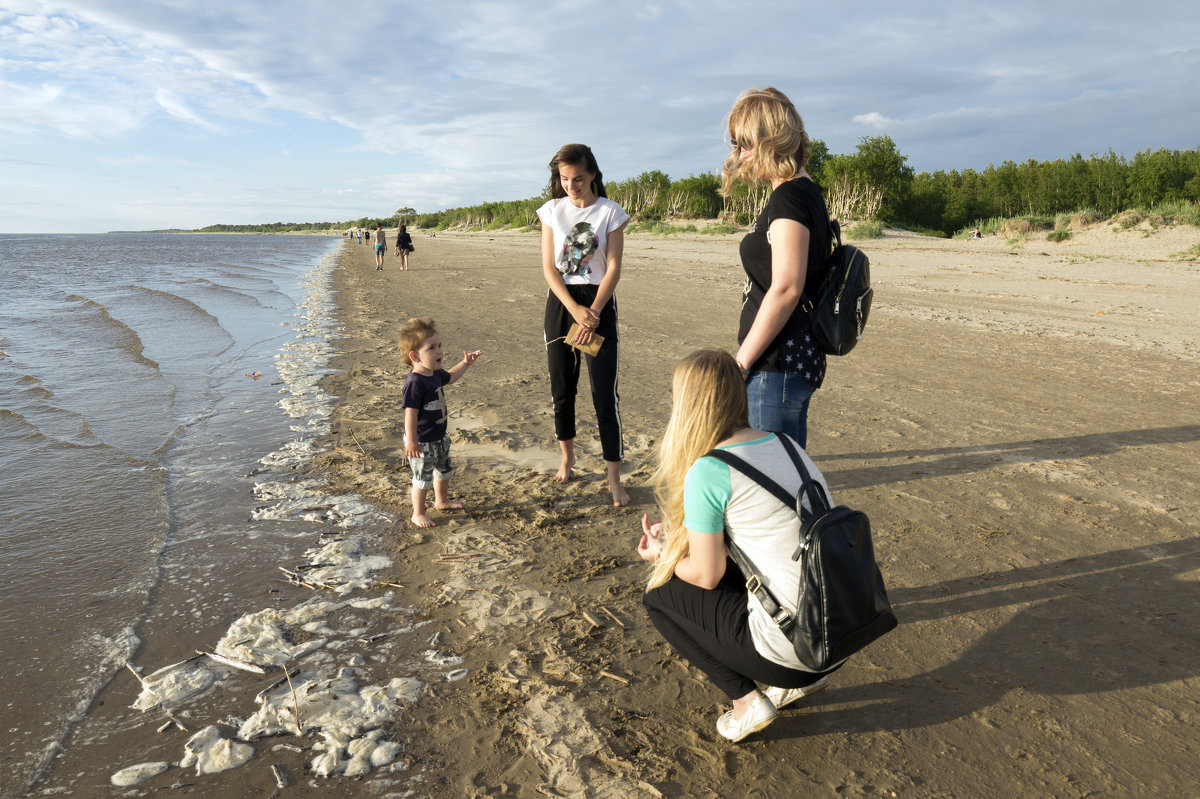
top-left (702, 435), bottom-right (829, 631)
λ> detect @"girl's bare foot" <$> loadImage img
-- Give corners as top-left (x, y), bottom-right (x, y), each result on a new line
top-left (434, 500), bottom-right (464, 510)
top-left (553, 443), bottom-right (575, 483)
top-left (409, 513), bottom-right (436, 528)
top-left (606, 461), bottom-right (629, 506)
top-left (609, 481), bottom-right (630, 507)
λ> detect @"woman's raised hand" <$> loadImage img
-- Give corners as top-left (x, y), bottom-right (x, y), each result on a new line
top-left (638, 513), bottom-right (665, 562)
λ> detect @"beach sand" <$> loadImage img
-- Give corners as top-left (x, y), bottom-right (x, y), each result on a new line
top-left (28, 222), bottom-right (1199, 797)
top-left (310, 222), bottom-right (1200, 796)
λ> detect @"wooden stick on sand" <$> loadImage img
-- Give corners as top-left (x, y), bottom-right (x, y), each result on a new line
top-left (124, 660), bottom-right (147, 688)
top-left (283, 666), bottom-right (303, 735)
top-left (599, 606), bottom-right (626, 628)
top-left (197, 650), bottom-right (267, 675)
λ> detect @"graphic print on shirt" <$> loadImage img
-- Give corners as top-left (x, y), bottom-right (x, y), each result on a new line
top-left (424, 387), bottom-right (447, 426)
top-left (557, 222), bottom-right (599, 277)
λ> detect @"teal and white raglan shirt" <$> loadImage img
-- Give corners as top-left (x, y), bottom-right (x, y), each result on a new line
top-left (684, 432), bottom-right (832, 670)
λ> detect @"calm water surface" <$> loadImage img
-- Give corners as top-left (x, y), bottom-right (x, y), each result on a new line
top-left (0, 233), bottom-right (343, 794)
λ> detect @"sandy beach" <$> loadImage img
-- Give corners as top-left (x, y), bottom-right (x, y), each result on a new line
top-left (310, 222), bottom-right (1200, 796)
top-left (24, 222), bottom-right (1198, 798)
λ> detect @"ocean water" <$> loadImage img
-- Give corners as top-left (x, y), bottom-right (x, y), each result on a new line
top-left (0, 233), bottom-right (354, 793)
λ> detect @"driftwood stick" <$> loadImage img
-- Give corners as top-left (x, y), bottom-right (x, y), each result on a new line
top-left (124, 660), bottom-right (147, 688)
top-left (196, 650), bottom-right (267, 675)
top-left (600, 670), bottom-right (630, 685)
top-left (284, 666), bottom-right (303, 735)
top-left (271, 764), bottom-right (287, 789)
top-left (255, 668), bottom-right (301, 703)
top-left (334, 446), bottom-right (363, 458)
top-left (599, 606), bottom-right (626, 628)
top-left (581, 611), bottom-right (603, 629)
top-left (349, 429), bottom-right (367, 456)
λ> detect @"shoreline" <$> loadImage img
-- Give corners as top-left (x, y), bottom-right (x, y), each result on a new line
top-left (306, 226), bottom-right (1200, 796)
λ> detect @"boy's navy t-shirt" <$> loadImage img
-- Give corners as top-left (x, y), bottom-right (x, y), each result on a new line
top-left (402, 369), bottom-right (451, 442)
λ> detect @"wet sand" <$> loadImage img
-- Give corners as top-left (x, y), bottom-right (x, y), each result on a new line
top-left (313, 223), bottom-right (1200, 796)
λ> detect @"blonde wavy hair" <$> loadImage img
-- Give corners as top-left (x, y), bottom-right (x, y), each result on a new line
top-left (719, 87), bottom-right (811, 198)
top-left (646, 348), bottom-right (749, 590)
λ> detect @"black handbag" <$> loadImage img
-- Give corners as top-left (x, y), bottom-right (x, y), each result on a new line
top-left (706, 436), bottom-right (896, 671)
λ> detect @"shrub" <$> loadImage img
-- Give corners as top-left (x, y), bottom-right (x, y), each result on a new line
top-left (847, 220), bottom-right (883, 239)
top-left (1047, 229), bottom-right (1071, 242)
top-left (700, 222), bottom-right (742, 235)
top-left (1170, 242), bottom-right (1200, 261)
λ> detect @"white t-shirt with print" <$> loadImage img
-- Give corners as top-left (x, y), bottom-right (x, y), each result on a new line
top-left (537, 196), bottom-right (630, 286)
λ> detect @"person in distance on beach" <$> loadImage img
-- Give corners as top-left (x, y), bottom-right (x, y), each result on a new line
top-left (537, 143), bottom-right (631, 506)
top-left (373, 222), bottom-right (387, 270)
top-left (395, 224), bottom-right (414, 270)
top-left (637, 348), bottom-right (837, 742)
top-left (722, 87), bottom-right (832, 450)
top-left (399, 317), bottom-right (482, 528)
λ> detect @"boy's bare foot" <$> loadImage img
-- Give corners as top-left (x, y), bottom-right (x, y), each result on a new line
top-left (609, 481), bottom-right (631, 507)
top-left (434, 500), bottom-right (465, 510)
top-left (409, 513), bottom-right (437, 528)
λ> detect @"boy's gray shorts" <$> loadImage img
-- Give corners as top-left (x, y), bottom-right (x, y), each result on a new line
top-left (408, 436), bottom-right (452, 488)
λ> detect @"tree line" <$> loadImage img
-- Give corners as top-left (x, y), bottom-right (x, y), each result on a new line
top-left (409, 140), bottom-right (1200, 236)
top-left (192, 143), bottom-right (1200, 237)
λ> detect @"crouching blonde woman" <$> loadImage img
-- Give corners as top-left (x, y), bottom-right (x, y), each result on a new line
top-left (637, 348), bottom-right (838, 742)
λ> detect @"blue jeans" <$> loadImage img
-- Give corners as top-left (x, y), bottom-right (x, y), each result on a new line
top-left (745, 370), bottom-right (815, 449)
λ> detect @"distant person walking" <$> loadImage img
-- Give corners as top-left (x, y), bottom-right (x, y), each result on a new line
top-left (395, 224), bottom-right (414, 271)
top-left (537, 143), bottom-right (631, 507)
top-left (373, 223), bottom-right (387, 270)
top-left (721, 87), bottom-right (832, 449)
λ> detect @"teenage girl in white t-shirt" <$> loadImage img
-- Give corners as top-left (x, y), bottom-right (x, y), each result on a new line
top-left (536, 143), bottom-right (631, 507)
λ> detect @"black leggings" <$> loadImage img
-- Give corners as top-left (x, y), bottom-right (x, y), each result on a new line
top-left (643, 561), bottom-right (832, 699)
top-left (544, 285), bottom-right (622, 462)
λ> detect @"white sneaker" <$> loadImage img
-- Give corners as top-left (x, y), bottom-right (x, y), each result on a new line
top-left (716, 695), bottom-right (778, 742)
top-left (762, 676), bottom-right (829, 710)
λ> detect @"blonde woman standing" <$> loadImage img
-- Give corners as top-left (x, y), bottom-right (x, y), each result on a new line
top-left (637, 348), bottom-right (837, 742)
top-left (722, 87), bottom-right (832, 449)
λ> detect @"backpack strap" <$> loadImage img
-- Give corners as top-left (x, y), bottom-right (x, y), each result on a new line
top-left (702, 435), bottom-right (829, 632)
top-left (799, 219), bottom-right (841, 314)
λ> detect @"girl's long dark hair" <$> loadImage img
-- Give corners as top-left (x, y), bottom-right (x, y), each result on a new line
top-left (547, 143), bottom-right (606, 199)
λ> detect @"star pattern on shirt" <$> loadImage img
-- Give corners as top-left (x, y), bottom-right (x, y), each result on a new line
top-left (778, 329), bottom-right (826, 388)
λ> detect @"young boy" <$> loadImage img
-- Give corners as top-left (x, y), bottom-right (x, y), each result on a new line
top-left (399, 317), bottom-right (482, 528)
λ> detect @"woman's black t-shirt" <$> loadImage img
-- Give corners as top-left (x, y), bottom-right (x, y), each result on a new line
top-left (737, 177), bottom-right (831, 386)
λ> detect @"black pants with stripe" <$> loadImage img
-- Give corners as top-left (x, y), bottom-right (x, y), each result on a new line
top-left (544, 284), bottom-right (622, 462)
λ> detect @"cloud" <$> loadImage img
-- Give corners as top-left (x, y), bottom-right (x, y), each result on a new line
top-left (853, 112), bottom-right (895, 130)
top-left (3, 0), bottom-right (1200, 232)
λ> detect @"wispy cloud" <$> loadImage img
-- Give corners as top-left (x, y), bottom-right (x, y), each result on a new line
top-left (2, 0), bottom-right (1199, 232)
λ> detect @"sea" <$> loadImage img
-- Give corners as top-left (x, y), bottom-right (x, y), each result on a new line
top-left (0, 233), bottom-right (406, 795)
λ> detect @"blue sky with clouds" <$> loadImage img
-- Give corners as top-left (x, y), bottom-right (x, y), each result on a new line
top-left (2, 0), bottom-right (1197, 233)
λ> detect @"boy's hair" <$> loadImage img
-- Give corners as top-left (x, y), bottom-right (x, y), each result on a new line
top-left (399, 317), bottom-right (438, 366)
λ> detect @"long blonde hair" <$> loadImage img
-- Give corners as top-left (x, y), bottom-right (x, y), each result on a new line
top-left (647, 348), bottom-right (749, 590)
top-left (719, 87), bottom-right (811, 198)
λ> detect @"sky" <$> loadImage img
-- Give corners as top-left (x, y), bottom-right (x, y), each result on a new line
top-left (2, 1), bottom-right (1198, 233)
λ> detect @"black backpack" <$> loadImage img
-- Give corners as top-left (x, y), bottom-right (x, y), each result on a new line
top-left (802, 220), bottom-right (872, 356)
top-left (706, 435), bottom-right (896, 672)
